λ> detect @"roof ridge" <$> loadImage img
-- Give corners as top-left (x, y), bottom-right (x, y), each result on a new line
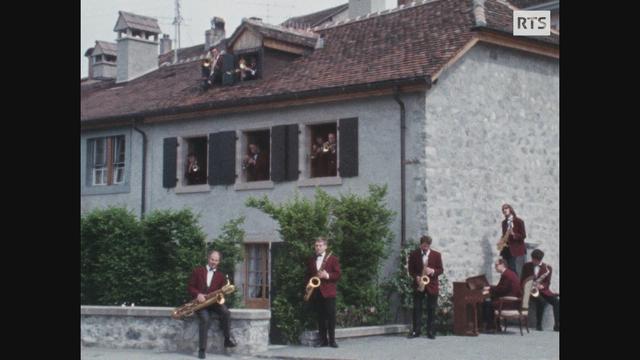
top-left (313, 0), bottom-right (445, 31)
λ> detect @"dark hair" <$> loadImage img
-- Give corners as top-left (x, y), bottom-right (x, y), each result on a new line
top-left (315, 236), bottom-right (328, 245)
top-left (502, 204), bottom-right (516, 217)
top-left (531, 249), bottom-right (544, 260)
top-left (420, 235), bottom-right (432, 245)
top-left (208, 249), bottom-right (221, 258)
top-left (496, 258), bottom-right (506, 266)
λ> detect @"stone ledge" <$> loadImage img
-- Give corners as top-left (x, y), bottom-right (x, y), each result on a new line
top-left (300, 324), bottom-right (410, 345)
top-left (81, 306), bottom-right (270, 320)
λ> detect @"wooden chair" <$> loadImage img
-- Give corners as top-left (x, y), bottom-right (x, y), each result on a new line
top-left (494, 276), bottom-right (533, 336)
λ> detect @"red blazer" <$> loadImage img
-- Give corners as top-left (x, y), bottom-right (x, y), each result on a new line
top-left (502, 216), bottom-right (527, 257)
top-left (491, 268), bottom-right (522, 310)
top-left (305, 253), bottom-right (341, 298)
top-left (187, 266), bottom-right (226, 300)
top-left (408, 248), bottom-right (443, 295)
top-left (521, 262), bottom-right (555, 297)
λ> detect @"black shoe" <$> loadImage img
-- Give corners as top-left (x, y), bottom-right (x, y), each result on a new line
top-left (536, 325), bottom-right (543, 331)
top-left (314, 341), bottom-right (328, 348)
top-left (427, 332), bottom-right (436, 339)
top-left (407, 331), bottom-right (420, 338)
top-left (224, 338), bottom-right (237, 348)
top-left (553, 325), bottom-right (559, 332)
top-left (329, 341), bottom-right (339, 348)
top-left (198, 349), bottom-right (206, 359)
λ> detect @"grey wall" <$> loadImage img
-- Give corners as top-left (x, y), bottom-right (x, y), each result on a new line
top-left (116, 37), bottom-right (158, 83)
top-left (417, 43), bottom-right (559, 291)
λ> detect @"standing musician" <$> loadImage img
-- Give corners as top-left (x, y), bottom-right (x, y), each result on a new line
top-left (521, 249), bottom-right (559, 331)
top-left (325, 133), bottom-right (337, 177)
top-left (407, 235), bottom-right (443, 339)
top-left (305, 237), bottom-right (341, 348)
top-left (498, 204), bottom-right (527, 278)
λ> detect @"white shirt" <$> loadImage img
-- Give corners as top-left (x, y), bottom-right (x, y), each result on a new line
top-left (207, 265), bottom-right (216, 288)
top-left (534, 264), bottom-right (540, 277)
top-left (422, 249), bottom-right (431, 266)
top-left (316, 252), bottom-right (326, 271)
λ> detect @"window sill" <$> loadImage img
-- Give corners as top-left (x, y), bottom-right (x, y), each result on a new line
top-left (175, 184), bottom-right (211, 194)
top-left (297, 177), bottom-right (342, 187)
top-left (235, 180), bottom-right (275, 191)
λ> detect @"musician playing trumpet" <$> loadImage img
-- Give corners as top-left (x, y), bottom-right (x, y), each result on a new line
top-left (187, 250), bottom-right (236, 359)
top-left (305, 237), bottom-right (341, 348)
top-left (407, 235), bottom-right (443, 339)
top-left (521, 249), bottom-right (559, 331)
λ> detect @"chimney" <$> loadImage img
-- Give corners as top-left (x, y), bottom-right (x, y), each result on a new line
top-left (114, 11), bottom-right (161, 83)
top-left (160, 34), bottom-right (172, 55)
top-left (84, 47), bottom-right (95, 79)
top-left (90, 41), bottom-right (118, 80)
top-left (205, 17), bottom-right (225, 51)
top-left (348, 0), bottom-right (386, 19)
top-left (397, 0), bottom-right (411, 6)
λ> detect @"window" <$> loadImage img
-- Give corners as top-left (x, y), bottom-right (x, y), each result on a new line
top-left (88, 135), bottom-right (126, 186)
top-left (244, 243), bottom-right (269, 309)
top-left (183, 137), bottom-right (208, 186)
top-left (241, 130), bottom-right (270, 182)
top-left (235, 52), bottom-right (260, 82)
top-left (308, 123), bottom-right (337, 178)
top-left (105, 55), bottom-right (116, 63)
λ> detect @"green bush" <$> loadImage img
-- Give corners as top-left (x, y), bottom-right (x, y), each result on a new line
top-left (246, 185), bottom-right (395, 343)
top-left (382, 241), bottom-right (454, 335)
top-left (80, 207), bottom-right (149, 305)
top-left (142, 208), bottom-right (207, 306)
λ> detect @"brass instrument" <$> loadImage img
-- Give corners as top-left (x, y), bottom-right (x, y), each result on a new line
top-left (531, 264), bottom-right (551, 298)
top-left (171, 276), bottom-right (236, 320)
top-left (497, 224), bottom-right (513, 252)
top-left (304, 251), bottom-right (332, 302)
top-left (417, 266), bottom-right (431, 292)
top-left (322, 141), bottom-right (336, 153)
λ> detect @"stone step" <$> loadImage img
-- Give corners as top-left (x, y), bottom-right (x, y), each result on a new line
top-left (299, 324), bottom-right (411, 346)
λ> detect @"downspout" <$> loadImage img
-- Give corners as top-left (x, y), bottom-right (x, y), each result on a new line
top-left (132, 119), bottom-right (147, 218)
top-left (393, 88), bottom-right (406, 247)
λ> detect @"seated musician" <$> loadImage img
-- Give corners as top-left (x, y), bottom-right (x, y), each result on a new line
top-left (521, 249), bottom-right (559, 331)
top-left (481, 258), bottom-right (522, 332)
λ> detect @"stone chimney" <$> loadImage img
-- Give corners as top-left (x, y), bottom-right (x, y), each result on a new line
top-left (84, 47), bottom-right (95, 79)
top-left (348, 0), bottom-right (386, 18)
top-left (205, 17), bottom-right (225, 51)
top-left (160, 34), bottom-right (172, 55)
top-left (90, 41), bottom-right (118, 80)
top-left (113, 11), bottom-right (161, 83)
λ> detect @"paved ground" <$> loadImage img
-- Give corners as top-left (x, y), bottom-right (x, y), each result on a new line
top-left (81, 330), bottom-right (559, 360)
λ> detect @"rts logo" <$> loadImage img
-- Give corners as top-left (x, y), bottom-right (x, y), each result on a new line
top-left (513, 10), bottom-right (551, 36)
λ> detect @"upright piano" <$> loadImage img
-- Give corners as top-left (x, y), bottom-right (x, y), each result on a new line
top-left (453, 274), bottom-right (490, 336)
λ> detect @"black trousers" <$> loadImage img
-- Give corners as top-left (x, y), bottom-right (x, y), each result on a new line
top-left (196, 304), bottom-right (231, 351)
top-left (412, 290), bottom-right (437, 334)
top-left (533, 294), bottom-right (560, 327)
top-left (313, 291), bottom-right (336, 343)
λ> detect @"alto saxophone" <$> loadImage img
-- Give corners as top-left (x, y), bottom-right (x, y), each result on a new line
top-left (417, 265), bottom-right (431, 292)
top-left (497, 226), bottom-right (512, 252)
top-left (171, 276), bottom-right (236, 320)
top-left (304, 252), bottom-right (332, 302)
top-left (531, 264), bottom-right (551, 298)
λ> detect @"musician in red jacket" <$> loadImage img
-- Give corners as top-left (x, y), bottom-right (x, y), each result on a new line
top-left (305, 237), bottom-right (341, 348)
top-left (521, 249), bottom-right (559, 331)
top-left (407, 235), bottom-right (444, 339)
top-left (482, 258), bottom-right (523, 332)
top-left (499, 204), bottom-right (527, 277)
top-left (187, 250), bottom-right (236, 359)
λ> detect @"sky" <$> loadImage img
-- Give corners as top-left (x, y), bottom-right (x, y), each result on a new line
top-left (81, 0), bottom-right (398, 78)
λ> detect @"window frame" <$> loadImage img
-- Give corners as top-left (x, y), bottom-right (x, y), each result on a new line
top-left (175, 135), bottom-right (211, 194)
top-left (243, 242), bottom-right (270, 309)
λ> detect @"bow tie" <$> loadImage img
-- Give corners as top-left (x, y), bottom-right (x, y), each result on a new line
top-left (209, 268), bottom-right (216, 272)
top-left (422, 252), bottom-right (427, 256)
top-left (316, 254), bottom-right (323, 258)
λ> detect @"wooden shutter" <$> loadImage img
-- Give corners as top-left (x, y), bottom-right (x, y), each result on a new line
top-left (338, 118), bottom-right (358, 177)
top-left (162, 137), bottom-right (178, 188)
top-left (286, 124), bottom-right (299, 181)
top-left (271, 125), bottom-right (286, 182)
top-left (222, 53), bottom-right (236, 86)
top-left (210, 131), bottom-right (236, 185)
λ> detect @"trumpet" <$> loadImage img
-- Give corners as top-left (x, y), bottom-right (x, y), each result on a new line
top-left (304, 276), bottom-right (321, 302)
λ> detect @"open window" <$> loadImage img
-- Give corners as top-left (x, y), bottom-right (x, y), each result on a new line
top-left (307, 123), bottom-right (337, 178)
top-left (234, 48), bottom-right (261, 82)
top-left (241, 130), bottom-right (270, 182)
top-left (183, 136), bottom-right (208, 186)
top-left (87, 135), bottom-right (126, 186)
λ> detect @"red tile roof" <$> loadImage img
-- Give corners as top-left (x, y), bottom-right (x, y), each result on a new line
top-left (82, 0), bottom-right (558, 124)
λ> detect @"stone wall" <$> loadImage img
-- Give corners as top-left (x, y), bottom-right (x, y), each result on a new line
top-left (80, 306), bottom-right (270, 355)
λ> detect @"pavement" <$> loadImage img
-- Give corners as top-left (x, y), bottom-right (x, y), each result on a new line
top-left (81, 330), bottom-right (559, 360)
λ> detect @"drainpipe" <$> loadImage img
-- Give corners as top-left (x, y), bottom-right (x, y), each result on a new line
top-left (393, 88), bottom-right (406, 247)
top-left (132, 119), bottom-right (147, 218)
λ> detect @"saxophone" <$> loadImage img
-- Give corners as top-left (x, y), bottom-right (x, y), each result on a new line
top-left (530, 264), bottom-right (551, 298)
top-left (304, 252), bottom-right (332, 302)
top-left (497, 222), bottom-right (513, 252)
top-left (417, 265), bottom-right (431, 292)
top-left (171, 276), bottom-right (236, 320)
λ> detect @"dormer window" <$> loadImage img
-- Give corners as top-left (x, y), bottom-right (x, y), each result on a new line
top-left (235, 51), bottom-right (260, 82)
